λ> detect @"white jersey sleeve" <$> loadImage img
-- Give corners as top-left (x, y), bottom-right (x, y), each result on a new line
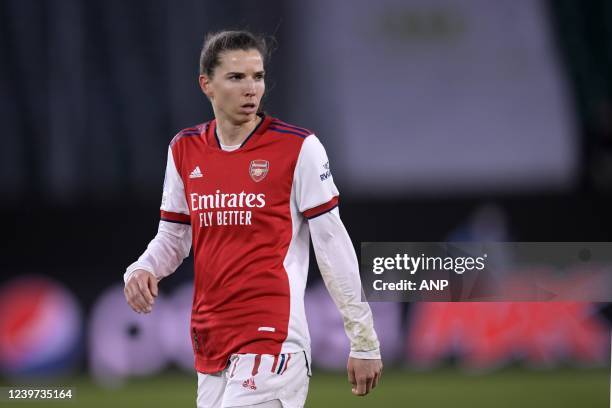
top-left (294, 135), bottom-right (339, 219)
top-left (124, 147), bottom-right (192, 283)
top-left (309, 208), bottom-right (381, 359)
top-left (160, 146), bottom-right (190, 223)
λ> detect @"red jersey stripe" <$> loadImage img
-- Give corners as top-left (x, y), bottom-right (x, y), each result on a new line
top-left (252, 354), bottom-right (262, 376)
top-left (160, 210), bottom-right (190, 225)
top-left (303, 196), bottom-right (339, 219)
top-left (271, 354), bottom-right (279, 373)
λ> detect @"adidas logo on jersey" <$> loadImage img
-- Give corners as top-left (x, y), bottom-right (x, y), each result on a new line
top-left (189, 166), bottom-right (203, 179)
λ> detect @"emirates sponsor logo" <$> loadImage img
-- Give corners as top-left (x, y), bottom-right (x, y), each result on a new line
top-left (190, 190), bottom-right (265, 211)
top-left (190, 190), bottom-right (265, 227)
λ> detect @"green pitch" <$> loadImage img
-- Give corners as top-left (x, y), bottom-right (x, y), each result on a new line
top-left (2, 367), bottom-right (608, 407)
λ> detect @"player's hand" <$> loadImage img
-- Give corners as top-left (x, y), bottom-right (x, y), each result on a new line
top-left (347, 357), bottom-right (383, 396)
top-left (124, 269), bottom-right (158, 314)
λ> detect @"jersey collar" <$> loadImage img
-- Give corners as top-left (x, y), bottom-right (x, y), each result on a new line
top-left (207, 113), bottom-right (272, 152)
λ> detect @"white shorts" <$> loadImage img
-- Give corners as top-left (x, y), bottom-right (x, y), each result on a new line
top-left (197, 352), bottom-right (310, 408)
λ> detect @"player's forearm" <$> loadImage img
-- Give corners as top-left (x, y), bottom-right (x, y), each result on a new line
top-left (309, 209), bottom-right (381, 359)
top-left (124, 220), bottom-right (192, 283)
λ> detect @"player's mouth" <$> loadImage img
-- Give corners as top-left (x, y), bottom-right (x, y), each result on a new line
top-left (239, 103), bottom-right (257, 114)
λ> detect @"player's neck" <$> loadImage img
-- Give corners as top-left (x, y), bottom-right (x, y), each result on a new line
top-left (216, 115), bottom-right (261, 147)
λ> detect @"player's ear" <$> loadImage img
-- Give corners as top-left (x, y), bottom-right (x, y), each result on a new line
top-left (199, 74), bottom-right (213, 99)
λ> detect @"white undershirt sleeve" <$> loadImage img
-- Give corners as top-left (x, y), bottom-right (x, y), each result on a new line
top-left (124, 146), bottom-right (192, 283)
top-left (124, 221), bottom-right (192, 283)
top-left (310, 208), bottom-right (380, 359)
top-left (296, 135), bottom-right (380, 359)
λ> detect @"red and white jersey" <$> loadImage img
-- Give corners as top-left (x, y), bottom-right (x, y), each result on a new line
top-left (161, 115), bottom-right (339, 373)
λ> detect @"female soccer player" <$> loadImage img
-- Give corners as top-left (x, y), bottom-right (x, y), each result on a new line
top-left (124, 30), bottom-right (382, 408)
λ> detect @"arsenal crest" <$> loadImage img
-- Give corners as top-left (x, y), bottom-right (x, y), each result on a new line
top-left (249, 159), bottom-right (269, 182)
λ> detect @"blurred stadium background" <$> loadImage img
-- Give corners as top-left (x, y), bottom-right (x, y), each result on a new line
top-left (1, 0), bottom-right (611, 406)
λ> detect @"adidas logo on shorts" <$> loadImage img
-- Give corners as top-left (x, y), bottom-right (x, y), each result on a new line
top-left (242, 377), bottom-right (257, 390)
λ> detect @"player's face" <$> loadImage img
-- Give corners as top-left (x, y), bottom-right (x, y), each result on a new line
top-left (199, 49), bottom-right (265, 124)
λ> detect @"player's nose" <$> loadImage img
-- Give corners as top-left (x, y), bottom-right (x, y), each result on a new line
top-left (243, 79), bottom-right (256, 95)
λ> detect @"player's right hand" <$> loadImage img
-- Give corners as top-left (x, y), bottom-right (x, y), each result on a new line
top-left (347, 357), bottom-right (383, 396)
top-left (124, 269), bottom-right (158, 314)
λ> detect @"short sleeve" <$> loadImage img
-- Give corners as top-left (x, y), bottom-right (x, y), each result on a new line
top-left (160, 147), bottom-right (190, 225)
top-left (294, 135), bottom-right (340, 219)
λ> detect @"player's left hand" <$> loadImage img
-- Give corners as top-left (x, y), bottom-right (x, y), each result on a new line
top-left (347, 357), bottom-right (383, 396)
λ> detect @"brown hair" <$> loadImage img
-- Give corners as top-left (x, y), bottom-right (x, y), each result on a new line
top-left (199, 30), bottom-right (268, 77)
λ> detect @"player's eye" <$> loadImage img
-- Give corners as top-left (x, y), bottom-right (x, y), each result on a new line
top-left (229, 74), bottom-right (243, 81)
top-left (254, 73), bottom-right (265, 81)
